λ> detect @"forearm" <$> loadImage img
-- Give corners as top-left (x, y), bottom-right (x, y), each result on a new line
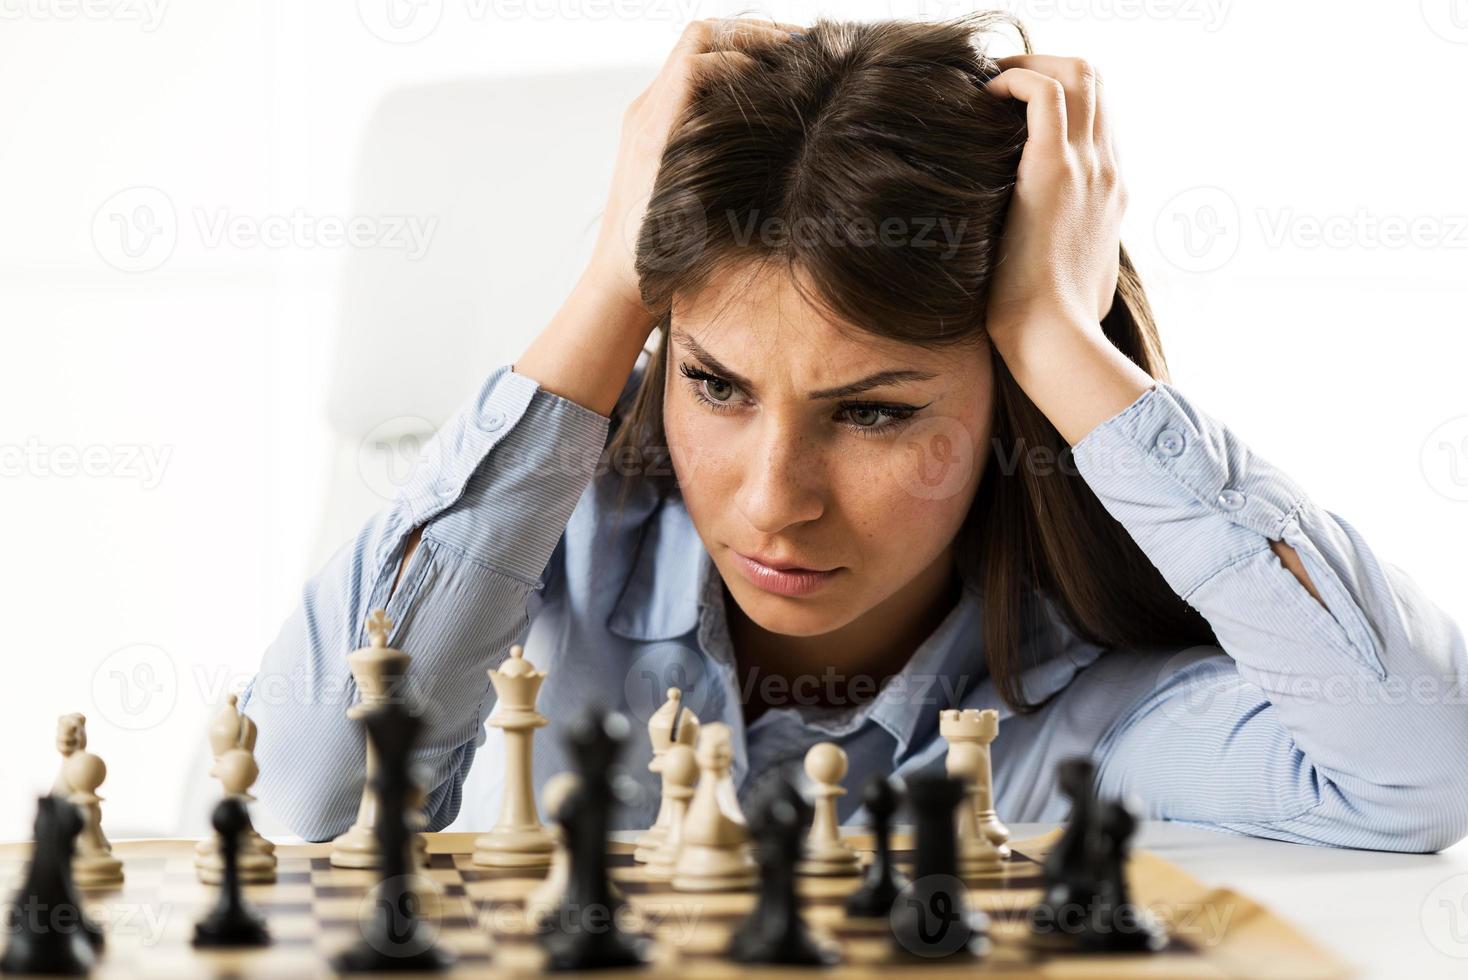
top-left (514, 264), bottom-right (654, 417)
top-left (988, 313), bottom-right (1155, 448)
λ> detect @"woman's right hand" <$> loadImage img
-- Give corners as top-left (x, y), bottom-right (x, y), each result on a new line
top-left (587, 16), bottom-right (803, 309)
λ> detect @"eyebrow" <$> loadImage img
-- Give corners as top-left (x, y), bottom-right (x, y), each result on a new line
top-left (671, 329), bottom-right (938, 400)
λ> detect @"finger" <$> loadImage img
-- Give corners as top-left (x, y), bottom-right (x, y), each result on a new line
top-left (697, 16), bottom-right (801, 53)
top-left (689, 49), bottom-right (758, 77)
top-left (994, 54), bottom-right (1097, 148)
top-left (985, 66), bottom-right (1068, 158)
top-left (647, 49), bottom-right (758, 140)
top-left (1091, 72), bottom-right (1119, 170)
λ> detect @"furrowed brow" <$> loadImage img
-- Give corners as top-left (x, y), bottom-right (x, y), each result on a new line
top-left (806, 369), bottom-right (938, 400)
top-left (672, 329), bottom-right (937, 400)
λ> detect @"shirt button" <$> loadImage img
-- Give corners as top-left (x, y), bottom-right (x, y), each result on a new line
top-left (479, 409), bottom-right (505, 432)
top-left (436, 478), bottom-right (458, 499)
top-left (1154, 428), bottom-right (1185, 457)
top-left (1217, 488), bottom-right (1246, 511)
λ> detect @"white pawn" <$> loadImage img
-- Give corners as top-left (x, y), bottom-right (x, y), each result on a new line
top-left (671, 724), bottom-right (756, 892)
top-left (525, 772), bottom-right (581, 922)
top-left (633, 688), bottom-right (700, 863)
top-left (796, 743), bottom-right (861, 877)
top-left (197, 748), bottom-right (278, 884)
top-left (65, 750), bottom-right (123, 889)
top-left (644, 745), bottom-right (698, 883)
top-left (473, 645), bottom-right (554, 868)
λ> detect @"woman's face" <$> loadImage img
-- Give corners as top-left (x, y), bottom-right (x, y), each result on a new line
top-left (664, 261), bottom-right (995, 639)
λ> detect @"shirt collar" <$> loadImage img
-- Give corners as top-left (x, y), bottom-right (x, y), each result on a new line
top-left (865, 590), bottom-right (985, 750)
top-left (605, 490), bottom-right (706, 643)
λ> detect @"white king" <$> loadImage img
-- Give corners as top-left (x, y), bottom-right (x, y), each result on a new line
top-left (330, 609), bottom-right (415, 869)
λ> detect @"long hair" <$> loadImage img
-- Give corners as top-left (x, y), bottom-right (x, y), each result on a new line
top-left (604, 12), bottom-right (1215, 712)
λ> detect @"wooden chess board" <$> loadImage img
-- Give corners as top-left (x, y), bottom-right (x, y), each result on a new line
top-left (0, 830), bottom-right (1347, 978)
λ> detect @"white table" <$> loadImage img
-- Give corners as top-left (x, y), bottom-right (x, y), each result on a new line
top-left (1010, 820), bottom-right (1468, 979)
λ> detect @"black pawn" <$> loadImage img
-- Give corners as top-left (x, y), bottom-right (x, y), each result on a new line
top-left (1, 796), bottom-right (99, 976)
top-left (843, 776), bottom-right (908, 918)
top-left (539, 705), bottom-right (649, 972)
top-left (727, 773), bottom-right (839, 966)
top-left (1079, 799), bottom-right (1166, 953)
top-left (330, 701), bottom-right (454, 973)
top-left (889, 774), bottom-right (990, 960)
top-left (1031, 756), bottom-right (1099, 938)
top-left (192, 797), bottom-right (270, 948)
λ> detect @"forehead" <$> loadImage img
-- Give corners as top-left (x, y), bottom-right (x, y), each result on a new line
top-left (670, 260), bottom-right (956, 371)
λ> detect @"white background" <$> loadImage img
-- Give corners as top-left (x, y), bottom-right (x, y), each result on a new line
top-left (2, 0), bottom-right (1466, 851)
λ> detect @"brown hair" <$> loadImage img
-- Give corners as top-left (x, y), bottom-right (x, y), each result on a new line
top-left (605, 12), bottom-right (1215, 712)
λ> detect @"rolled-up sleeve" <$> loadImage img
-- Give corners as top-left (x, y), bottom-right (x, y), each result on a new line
top-left (1070, 381), bottom-right (1468, 852)
top-left (238, 364), bottom-right (610, 841)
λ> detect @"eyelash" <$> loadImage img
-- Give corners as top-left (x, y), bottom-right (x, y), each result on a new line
top-left (677, 362), bottom-right (923, 438)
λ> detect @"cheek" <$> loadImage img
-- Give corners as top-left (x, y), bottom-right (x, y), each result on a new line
top-left (663, 394), bottom-right (740, 497)
top-left (837, 455), bottom-right (968, 541)
top-left (837, 415), bottom-right (988, 544)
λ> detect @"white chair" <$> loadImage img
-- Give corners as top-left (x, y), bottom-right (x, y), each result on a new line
top-left (175, 66), bottom-right (651, 840)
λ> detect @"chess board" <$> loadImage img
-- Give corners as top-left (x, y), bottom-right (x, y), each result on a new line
top-left (0, 830), bottom-right (1346, 978)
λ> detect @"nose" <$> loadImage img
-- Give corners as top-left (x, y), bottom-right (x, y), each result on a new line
top-left (735, 417), bottom-right (826, 534)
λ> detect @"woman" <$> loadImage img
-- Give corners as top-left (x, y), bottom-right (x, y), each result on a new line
top-left (240, 14), bottom-right (1468, 852)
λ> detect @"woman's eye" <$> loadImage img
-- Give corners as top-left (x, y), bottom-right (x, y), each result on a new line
top-left (703, 378), bottom-right (734, 402)
top-left (679, 362), bottom-right (922, 437)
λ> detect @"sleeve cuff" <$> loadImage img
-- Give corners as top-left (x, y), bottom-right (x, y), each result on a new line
top-left (1070, 381), bottom-right (1310, 598)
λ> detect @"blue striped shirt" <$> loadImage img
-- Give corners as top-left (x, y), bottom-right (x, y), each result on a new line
top-left (239, 351), bottom-right (1468, 852)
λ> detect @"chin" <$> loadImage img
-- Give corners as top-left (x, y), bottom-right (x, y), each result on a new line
top-left (724, 579), bottom-right (853, 637)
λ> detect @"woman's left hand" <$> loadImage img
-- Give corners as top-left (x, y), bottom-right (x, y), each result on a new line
top-left (984, 54), bottom-right (1123, 340)
top-left (981, 54), bottom-right (1154, 446)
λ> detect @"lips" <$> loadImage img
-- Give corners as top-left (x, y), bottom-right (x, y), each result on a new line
top-left (731, 550), bottom-right (842, 598)
top-left (744, 553), bottom-right (834, 573)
